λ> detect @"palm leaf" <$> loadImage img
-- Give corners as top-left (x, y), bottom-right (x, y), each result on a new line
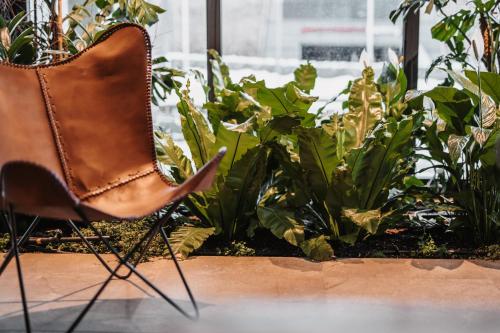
top-left (169, 226), bottom-right (215, 259)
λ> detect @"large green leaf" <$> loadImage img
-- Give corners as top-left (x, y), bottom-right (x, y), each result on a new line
top-left (154, 131), bottom-right (193, 182)
top-left (169, 226), bottom-right (215, 259)
top-left (425, 122), bottom-right (451, 164)
top-left (243, 80), bottom-right (317, 119)
top-left (479, 128), bottom-right (499, 167)
top-left (257, 206), bottom-right (304, 246)
top-left (208, 49), bottom-right (234, 93)
top-left (294, 62), bottom-right (317, 93)
top-left (211, 147), bottom-right (269, 240)
top-left (205, 89), bottom-right (258, 134)
top-left (183, 193), bottom-right (214, 228)
top-left (447, 70), bottom-right (481, 96)
top-left (299, 235), bottom-right (334, 261)
top-left (424, 87), bottom-right (474, 134)
top-left (465, 71), bottom-right (500, 104)
top-left (265, 142), bottom-right (311, 207)
top-left (296, 127), bottom-right (339, 201)
top-left (447, 71), bottom-right (498, 129)
top-left (431, 9), bottom-right (475, 42)
top-left (328, 165), bottom-right (359, 211)
top-left (343, 67), bottom-right (383, 151)
top-left (259, 115), bottom-right (301, 143)
top-left (351, 117), bottom-right (414, 209)
top-left (342, 208), bottom-right (382, 234)
top-left (177, 88), bottom-right (215, 169)
top-left (7, 26), bottom-right (34, 62)
top-left (210, 125), bottom-right (260, 177)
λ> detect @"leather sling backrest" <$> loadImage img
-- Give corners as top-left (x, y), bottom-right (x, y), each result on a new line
top-left (0, 24), bottom-right (156, 202)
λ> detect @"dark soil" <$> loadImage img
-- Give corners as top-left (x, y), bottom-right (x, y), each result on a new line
top-left (195, 229), bottom-right (305, 257)
top-left (1, 214), bottom-right (496, 260)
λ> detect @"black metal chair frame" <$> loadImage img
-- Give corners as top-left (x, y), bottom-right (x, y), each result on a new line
top-left (0, 200), bottom-right (199, 333)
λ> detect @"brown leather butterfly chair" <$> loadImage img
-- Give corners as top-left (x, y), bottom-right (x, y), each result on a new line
top-left (0, 23), bottom-right (225, 333)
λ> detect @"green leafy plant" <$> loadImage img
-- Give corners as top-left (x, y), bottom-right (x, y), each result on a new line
top-left (391, 0), bottom-right (500, 79)
top-left (0, 233), bottom-right (9, 252)
top-left (392, 0), bottom-right (499, 246)
top-left (155, 52), bottom-right (320, 259)
top-left (0, 11), bottom-right (35, 64)
top-left (407, 70), bottom-right (499, 245)
top-left (215, 241), bottom-right (256, 256)
top-left (418, 234), bottom-right (447, 257)
top-left (256, 55), bottom-right (421, 260)
top-left (64, 0), bottom-right (164, 52)
top-left (483, 244), bottom-right (500, 260)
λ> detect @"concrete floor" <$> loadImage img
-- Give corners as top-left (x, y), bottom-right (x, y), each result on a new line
top-left (0, 254), bottom-right (499, 332)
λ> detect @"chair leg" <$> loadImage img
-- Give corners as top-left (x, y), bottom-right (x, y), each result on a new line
top-left (67, 202), bottom-right (180, 280)
top-left (0, 216), bottom-right (39, 276)
top-left (66, 200), bottom-right (198, 333)
top-left (5, 205), bottom-right (32, 333)
top-left (66, 219), bottom-right (132, 280)
top-left (160, 226), bottom-right (199, 316)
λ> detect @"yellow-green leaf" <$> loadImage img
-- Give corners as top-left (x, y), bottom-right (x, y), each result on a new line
top-left (154, 131), bottom-right (193, 181)
top-left (300, 235), bottom-right (334, 261)
top-left (343, 67), bottom-right (383, 151)
top-left (177, 85), bottom-right (215, 169)
top-left (294, 62), bottom-right (317, 93)
top-left (169, 226), bottom-right (215, 259)
top-left (342, 208), bottom-right (382, 234)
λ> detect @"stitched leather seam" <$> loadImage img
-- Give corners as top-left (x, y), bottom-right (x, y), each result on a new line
top-left (36, 69), bottom-right (76, 191)
top-left (80, 168), bottom-right (155, 200)
top-left (135, 24), bottom-right (174, 188)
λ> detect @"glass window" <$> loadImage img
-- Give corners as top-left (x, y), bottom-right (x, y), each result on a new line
top-left (222, 0), bottom-right (402, 115)
top-left (149, 0), bottom-right (206, 70)
top-left (418, 0), bottom-right (468, 90)
top-left (149, 0), bottom-right (207, 151)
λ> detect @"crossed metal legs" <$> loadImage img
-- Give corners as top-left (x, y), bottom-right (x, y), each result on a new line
top-left (0, 200), bottom-right (199, 333)
top-left (1, 206), bottom-right (34, 332)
